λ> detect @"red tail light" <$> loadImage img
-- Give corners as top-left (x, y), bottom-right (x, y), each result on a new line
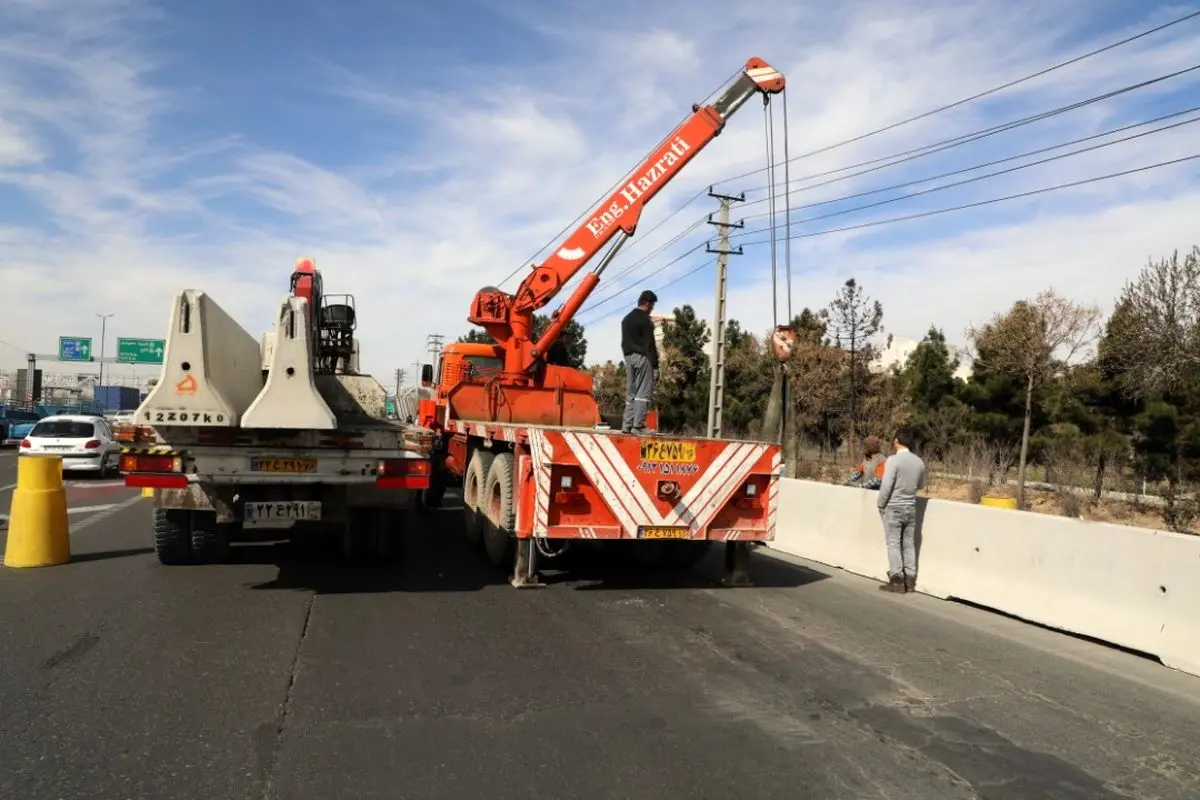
top-left (376, 458), bottom-right (430, 489)
top-left (20, 439), bottom-right (30, 448)
top-left (84, 440), bottom-right (101, 449)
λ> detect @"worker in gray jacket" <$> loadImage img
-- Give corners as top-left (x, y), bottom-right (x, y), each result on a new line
top-left (876, 427), bottom-right (926, 593)
top-left (620, 290), bottom-right (659, 434)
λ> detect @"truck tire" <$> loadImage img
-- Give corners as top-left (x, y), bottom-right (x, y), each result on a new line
top-left (482, 452), bottom-right (516, 568)
top-left (191, 511), bottom-right (231, 564)
top-left (153, 508), bottom-right (192, 565)
top-left (463, 449), bottom-right (494, 546)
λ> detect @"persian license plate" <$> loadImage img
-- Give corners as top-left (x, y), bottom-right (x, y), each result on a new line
top-left (249, 457), bottom-right (317, 473)
top-left (638, 525), bottom-right (691, 540)
top-left (244, 501), bottom-right (322, 528)
top-left (639, 440), bottom-right (696, 463)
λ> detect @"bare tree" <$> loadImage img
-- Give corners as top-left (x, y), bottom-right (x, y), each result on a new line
top-left (1104, 246), bottom-right (1200, 396)
top-left (826, 278), bottom-right (885, 445)
top-left (966, 289), bottom-right (1101, 509)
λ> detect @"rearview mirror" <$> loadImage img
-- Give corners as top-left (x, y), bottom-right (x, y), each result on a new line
top-left (421, 363), bottom-right (433, 386)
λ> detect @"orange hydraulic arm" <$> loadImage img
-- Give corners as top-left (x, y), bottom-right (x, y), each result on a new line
top-left (468, 57), bottom-right (786, 381)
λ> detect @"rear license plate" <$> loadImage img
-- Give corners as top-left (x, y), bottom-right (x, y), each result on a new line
top-left (249, 457), bottom-right (317, 473)
top-left (244, 501), bottom-right (322, 528)
top-left (639, 440), bottom-right (696, 463)
top-left (638, 525), bottom-right (691, 540)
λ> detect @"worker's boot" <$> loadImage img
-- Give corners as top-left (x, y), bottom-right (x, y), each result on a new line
top-left (878, 574), bottom-right (904, 593)
top-left (904, 573), bottom-right (917, 593)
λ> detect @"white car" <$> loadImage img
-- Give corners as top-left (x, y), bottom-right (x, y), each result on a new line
top-left (20, 414), bottom-right (122, 475)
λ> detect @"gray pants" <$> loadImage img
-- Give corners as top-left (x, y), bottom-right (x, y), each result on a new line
top-left (882, 504), bottom-right (917, 579)
top-left (621, 352), bottom-right (654, 433)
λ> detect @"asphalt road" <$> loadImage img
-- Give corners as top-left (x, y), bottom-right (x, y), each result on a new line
top-left (0, 481), bottom-right (1198, 799)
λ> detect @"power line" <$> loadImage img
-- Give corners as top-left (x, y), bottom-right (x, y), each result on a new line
top-left (585, 65), bottom-right (1200, 308)
top-left (737, 103), bottom-right (1200, 222)
top-left (583, 152), bottom-right (1200, 320)
top-left (710, 9), bottom-right (1200, 188)
top-left (734, 153), bottom-right (1200, 246)
top-left (729, 110), bottom-right (1200, 234)
top-left (733, 62), bottom-right (1200, 211)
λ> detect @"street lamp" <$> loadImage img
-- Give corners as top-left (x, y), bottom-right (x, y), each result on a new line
top-left (96, 312), bottom-right (114, 387)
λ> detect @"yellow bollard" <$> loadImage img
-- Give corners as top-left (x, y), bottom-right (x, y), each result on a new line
top-left (141, 487), bottom-right (155, 498)
top-left (4, 455), bottom-right (71, 568)
top-left (980, 495), bottom-right (1019, 510)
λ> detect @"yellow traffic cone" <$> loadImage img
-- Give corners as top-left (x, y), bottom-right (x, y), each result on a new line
top-left (4, 455), bottom-right (71, 568)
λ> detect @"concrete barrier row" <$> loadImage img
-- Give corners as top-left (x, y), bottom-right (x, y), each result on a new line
top-left (768, 479), bottom-right (1200, 679)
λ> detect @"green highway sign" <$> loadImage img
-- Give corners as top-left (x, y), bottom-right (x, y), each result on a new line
top-left (117, 337), bottom-right (166, 364)
top-left (58, 336), bottom-right (93, 362)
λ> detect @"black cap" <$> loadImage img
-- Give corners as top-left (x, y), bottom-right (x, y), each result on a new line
top-left (637, 290), bottom-right (658, 305)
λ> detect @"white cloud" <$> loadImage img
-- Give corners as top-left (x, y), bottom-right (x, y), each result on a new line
top-left (0, 0), bottom-right (1197, 400)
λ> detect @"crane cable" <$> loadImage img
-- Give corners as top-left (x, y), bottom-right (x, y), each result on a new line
top-left (762, 88), bottom-right (794, 328)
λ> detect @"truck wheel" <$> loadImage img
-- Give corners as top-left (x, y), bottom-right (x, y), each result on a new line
top-left (482, 452), bottom-right (516, 568)
top-left (191, 512), bottom-right (231, 564)
top-left (463, 450), bottom-right (495, 546)
top-left (153, 508), bottom-right (192, 565)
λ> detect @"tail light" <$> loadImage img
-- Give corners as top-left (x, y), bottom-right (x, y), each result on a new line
top-left (120, 453), bottom-right (187, 489)
top-left (735, 480), bottom-right (761, 509)
top-left (20, 439), bottom-right (30, 448)
top-left (84, 440), bottom-right (101, 449)
top-left (376, 458), bottom-right (430, 489)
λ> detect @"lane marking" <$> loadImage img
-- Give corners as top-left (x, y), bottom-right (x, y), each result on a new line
top-left (0, 503), bottom-right (119, 523)
top-left (0, 483), bottom-right (15, 493)
top-left (71, 495), bottom-right (146, 532)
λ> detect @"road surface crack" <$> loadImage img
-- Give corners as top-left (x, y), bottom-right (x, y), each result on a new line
top-left (261, 594), bottom-right (315, 800)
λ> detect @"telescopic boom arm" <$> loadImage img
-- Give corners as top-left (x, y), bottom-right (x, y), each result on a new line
top-left (468, 57), bottom-right (786, 379)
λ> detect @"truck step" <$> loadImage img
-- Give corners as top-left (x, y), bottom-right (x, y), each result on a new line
top-left (135, 290), bottom-right (263, 427)
top-left (242, 295), bottom-right (337, 430)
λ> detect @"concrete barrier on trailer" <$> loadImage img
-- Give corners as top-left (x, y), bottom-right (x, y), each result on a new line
top-left (770, 478), bottom-right (1200, 678)
top-left (136, 290), bottom-right (263, 427)
top-left (242, 295), bottom-right (336, 430)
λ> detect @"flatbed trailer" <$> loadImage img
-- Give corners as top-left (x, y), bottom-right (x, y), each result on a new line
top-left (119, 279), bottom-right (435, 564)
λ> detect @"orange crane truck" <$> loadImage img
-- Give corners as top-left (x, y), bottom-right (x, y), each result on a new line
top-left (418, 58), bottom-right (790, 588)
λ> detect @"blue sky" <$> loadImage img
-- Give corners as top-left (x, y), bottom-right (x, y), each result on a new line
top-left (1, 0), bottom-right (1199, 385)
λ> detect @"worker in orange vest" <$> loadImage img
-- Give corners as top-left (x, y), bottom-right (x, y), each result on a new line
top-left (844, 435), bottom-right (886, 490)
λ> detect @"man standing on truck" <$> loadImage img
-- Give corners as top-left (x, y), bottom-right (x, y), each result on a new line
top-left (620, 290), bottom-right (659, 434)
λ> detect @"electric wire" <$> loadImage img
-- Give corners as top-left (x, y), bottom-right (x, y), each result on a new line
top-left (733, 62), bottom-right (1200, 210)
top-left (727, 110), bottom-right (1200, 235)
top-left (708, 9), bottom-right (1200, 188)
top-left (580, 152), bottom-right (1200, 323)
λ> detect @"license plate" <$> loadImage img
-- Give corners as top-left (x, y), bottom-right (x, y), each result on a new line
top-left (244, 501), bottom-right (322, 527)
top-left (639, 440), bottom-right (696, 463)
top-left (638, 525), bottom-right (691, 540)
top-left (249, 457), bottom-right (317, 473)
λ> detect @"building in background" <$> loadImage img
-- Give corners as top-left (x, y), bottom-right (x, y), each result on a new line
top-left (870, 335), bottom-right (973, 380)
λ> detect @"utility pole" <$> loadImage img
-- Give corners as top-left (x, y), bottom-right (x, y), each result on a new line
top-left (393, 368), bottom-right (405, 397)
top-left (705, 187), bottom-right (745, 439)
top-left (96, 312), bottom-right (114, 387)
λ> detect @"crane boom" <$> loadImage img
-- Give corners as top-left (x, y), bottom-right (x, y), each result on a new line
top-left (468, 57), bottom-right (786, 379)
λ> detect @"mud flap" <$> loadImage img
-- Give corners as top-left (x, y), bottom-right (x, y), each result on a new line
top-left (242, 295), bottom-right (337, 430)
top-left (723, 541), bottom-right (753, 587)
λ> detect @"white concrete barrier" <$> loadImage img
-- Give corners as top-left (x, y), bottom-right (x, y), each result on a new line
top-left (770, 478), bottom-right (1200, 679)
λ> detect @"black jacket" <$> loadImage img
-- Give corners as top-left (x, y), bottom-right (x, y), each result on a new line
top-left (621, 308), bottom-right (658, 367)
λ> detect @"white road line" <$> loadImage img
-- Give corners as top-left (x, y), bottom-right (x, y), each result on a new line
top-left (0, 483), bottom-right (15, 493)
top-left (0, 503), bottom-right (119, 523)
top-left (71, 495), bottom-right (146, 532)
